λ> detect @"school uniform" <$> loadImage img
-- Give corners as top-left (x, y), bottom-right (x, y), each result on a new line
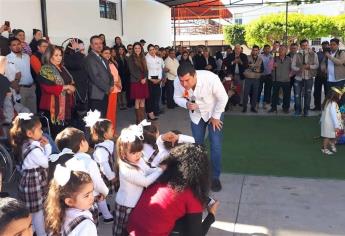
top-left (321, 101), bottom-right (343, 138)
top-left (18, 140), bottom-right (52, 213)
top-left (142, 134), bottom-right (195, 167)
top-left (113, 158), bottom-right (163, 236)
top-left (62, 208), bottom-right (97, 236)
top-left (93, 140), bottom-right (117, 194)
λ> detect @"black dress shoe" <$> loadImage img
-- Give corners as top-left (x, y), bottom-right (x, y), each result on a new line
top-left (242, 107), bottom-right (247, 113)
top-left (311, 107), bottom-right (321, 111)
top-left (268, 108), bottom-right (277, 113)
top-left (211, 179), bottom-right (222, 192)
top-left (251, 108), bottom-right (258, 113)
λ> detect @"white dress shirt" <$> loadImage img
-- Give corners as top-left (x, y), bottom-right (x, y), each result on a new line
top-left (173, 70), bottom-right (228, 124)
top-left (93, 140), bottom-right (116, 181)
top-left (115, 158), bottom-right (163, 208)
top-left (6, 52), bottom-right (34, 85)
top-left (69, 152), bottom-right (109, 197)
top-left (62, 208), bottom-right (97, 236)
top-left (146, 54), bottom-right (164, 80)
top-left (327, 51), bottom-right (337, 82)
top-left (165, 56), bottom-right (180, 81)
top-left (22, 141), bottom-right (52, 170)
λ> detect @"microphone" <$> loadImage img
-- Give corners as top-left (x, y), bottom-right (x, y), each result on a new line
top-left (191, 95), bottom-right (196, 113)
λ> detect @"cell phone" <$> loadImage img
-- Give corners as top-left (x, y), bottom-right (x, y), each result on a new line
top-left (4, 21), bottom-right (10, 27)
top-left (207, 197), bottom-right (216, 207)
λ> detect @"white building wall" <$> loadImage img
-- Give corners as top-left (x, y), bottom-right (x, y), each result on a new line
top-left (124, 0), bottom-right (171, 47)
top-left (0, 0), bottom-right (172, 47)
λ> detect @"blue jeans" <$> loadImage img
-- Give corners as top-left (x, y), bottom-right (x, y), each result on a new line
top-left (191, 114), bottom-right (224, 179)
top-left (294, 79), bottom-right (313, 113)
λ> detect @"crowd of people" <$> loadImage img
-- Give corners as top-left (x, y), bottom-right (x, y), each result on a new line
top-left (0, 20), bottom-right (345, 236)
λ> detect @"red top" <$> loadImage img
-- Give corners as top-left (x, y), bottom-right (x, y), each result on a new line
top-left (39, 83), bottom-right (63, 111)
top-left (127, 183), bottom-right (203, 236)
top-left (30, 55), bottom-right (42, 75)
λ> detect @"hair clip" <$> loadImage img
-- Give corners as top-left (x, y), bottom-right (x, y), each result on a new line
top-left (83, 110), bottom-right (104, 127)
top-left (17, 113), bottom-right (34, 121)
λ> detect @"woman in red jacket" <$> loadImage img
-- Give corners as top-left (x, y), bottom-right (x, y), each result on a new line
top-left (127, 144), bottom-right (219, 236)
top-left (37, 45), bottom-right (75, 137)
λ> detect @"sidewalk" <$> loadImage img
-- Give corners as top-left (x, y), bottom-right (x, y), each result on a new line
top-left (109, 107), bottom-right (345, 236)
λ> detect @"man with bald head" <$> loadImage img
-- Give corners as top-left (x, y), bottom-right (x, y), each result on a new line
top-left (222, 44), bottom-right (248, 105)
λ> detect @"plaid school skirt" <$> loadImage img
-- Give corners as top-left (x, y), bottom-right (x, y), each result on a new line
top-left (90, 203), bottom-right (99, 226)
top-left (112, 203), bottom-right (133, 236)
top-left (102, 175), bottom-right (119, 195)
top-left (18, 167), bottom-right (48, 213)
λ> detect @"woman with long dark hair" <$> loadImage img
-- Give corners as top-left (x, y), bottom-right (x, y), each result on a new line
top-left (128, 144), bottom-right (219, 235)
top-left (117, 45), bottom-right (130, 110)
top-left (37, 45), bottom-right (75, 138)
top-left (127, 42), bottom-right (149, 124)
top-left (29, 29), bottom-right (43, 54)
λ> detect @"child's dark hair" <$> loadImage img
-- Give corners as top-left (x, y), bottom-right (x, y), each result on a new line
top-left (9, 115), bottom-right (41, 162)
top-left (164, 130), bottom-right (182, 150)
top-left (45, 171), bottom-right (92, 235)
top-left (91, 119), bottom-right (113, 143)
top-left (0, 197), bottom-right (30, 234)
top-left (143, 124), bottom-right (159, 150)
top-left (158, 144), bottom-right (210, 206)
top-left (55, 127), bottom-right (86, 153)
top-left (322, 87), bottom-right (342, 110)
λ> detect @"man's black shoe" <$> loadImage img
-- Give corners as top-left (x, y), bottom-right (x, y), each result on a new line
top-left (251, 108), bottom-right (258, 113)
top-left (211, 179), bottom-right (222, 192)
top-left (268, 108), bottom-right (277, 113)
top-left (311, 107), bottom-right (321, 111)
top-left (242, 107), bottom-right (247, 113)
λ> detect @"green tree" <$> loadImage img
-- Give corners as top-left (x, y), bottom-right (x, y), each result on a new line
top-left (244, 13), bottom-right (336, 47)
top-left (223, 24), bottom-right (246, 45)
top-left (333, 14), bottom-right (345, 41)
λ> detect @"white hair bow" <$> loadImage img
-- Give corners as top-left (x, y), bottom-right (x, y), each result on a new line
top-left (17, 113), bottom-right (34, 121)
top-left (83, 110), bottom-right (104, 127)
top-left (119, 119), bottom-right (151, 142)
top-left (54, 159), bottom-right (86, 187)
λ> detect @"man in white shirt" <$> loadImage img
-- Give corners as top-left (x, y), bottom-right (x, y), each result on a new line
top-left (164, 49), bottom-right (179, 109)
top-left (323, 38), bottom-right (345, 95)
top-left (146, 44), bottom-right (164, 120)
top-left (174, 64), bottom-right (228, 192)
top-left (6, 38), bottom-right (37, 113)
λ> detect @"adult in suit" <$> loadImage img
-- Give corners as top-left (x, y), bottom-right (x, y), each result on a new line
top-left (84, 35), bottom-right (114, 117)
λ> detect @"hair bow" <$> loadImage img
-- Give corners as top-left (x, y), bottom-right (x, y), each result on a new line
top-left (17, 113), bottom-right (34, 121)
top-left (119, 120), bottom-right (151, 143)
top-left (54, 159), bottom-right (86, 187)
top-left (83, 110), bottom-right (104, 127)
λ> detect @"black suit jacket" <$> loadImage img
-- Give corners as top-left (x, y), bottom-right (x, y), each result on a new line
top-left (223, 53), bottom-right (248, 80)
top-left (84, 51), bottom-right (114, 100)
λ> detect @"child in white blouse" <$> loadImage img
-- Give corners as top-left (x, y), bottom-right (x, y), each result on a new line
top-left (320, 87), bottom-right (344, 155)
top-left (10, 113), bottom-right (52, 236)
top-left (113, 123), bottom-right (163, 236)
top-left (90, 117), bottom-right (116, 223)
top-left (142, 124), bottom-right (195, 167)
top-left (45, 165), bottom-right (97, 236)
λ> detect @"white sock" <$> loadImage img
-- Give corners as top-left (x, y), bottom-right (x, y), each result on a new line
top-left (97, 200), bottom-right (113, 219)
top-left (32, 210), bottom-right (47, 236)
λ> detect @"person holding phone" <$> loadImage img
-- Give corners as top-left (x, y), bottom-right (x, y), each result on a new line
top-left (0, 21), bottom-right (12, 56)
top-left (128, 144), bottom-right (219, 236)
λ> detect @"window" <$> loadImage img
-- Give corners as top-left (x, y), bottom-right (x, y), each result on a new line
top-left (235, 18), bottom-right (243, 25)
top-left (311, 38), bottom-right (321, 46)
top-left (234, 13), bottom-right (243, 25)
top-left (99, 0), bottom-right (117, 20)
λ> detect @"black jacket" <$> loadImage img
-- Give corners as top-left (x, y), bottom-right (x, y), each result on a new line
top-left (223, 52), bottom-right (248, 80)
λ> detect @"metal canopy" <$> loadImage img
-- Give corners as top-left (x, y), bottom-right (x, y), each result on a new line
top-left (156, 0), bottom-right (201, 7)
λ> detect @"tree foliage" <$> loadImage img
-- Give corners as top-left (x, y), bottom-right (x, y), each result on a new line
top-left (223, 24), bottom-right (246, 45)
top-left (244, 13), bottom-right (336, 47)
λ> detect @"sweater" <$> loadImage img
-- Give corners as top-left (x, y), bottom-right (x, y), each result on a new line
top-left (115, 158), bottom-right (163, 208)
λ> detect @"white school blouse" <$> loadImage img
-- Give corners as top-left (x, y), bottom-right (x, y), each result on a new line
top-left (173, 70), bottom-right (228, 124)
top-left (62, 208), bottom-right (97, 236)
top-left (115, 158), bottom-right (163, 208)
top-left (142, 134), bottom-right (195, 167)
top-left (68, 152), bottom-right (109, 197)
top-left (22, 140), bottom-right (52, 170)
top-left (93, 140), bottom-right (116, 181)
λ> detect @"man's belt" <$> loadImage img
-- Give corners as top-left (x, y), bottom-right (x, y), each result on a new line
top-left (20, 84), bottom-right (34, 88)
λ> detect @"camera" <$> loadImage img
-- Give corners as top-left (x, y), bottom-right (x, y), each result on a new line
top-left (323, 47), bottom-right (331, 53)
